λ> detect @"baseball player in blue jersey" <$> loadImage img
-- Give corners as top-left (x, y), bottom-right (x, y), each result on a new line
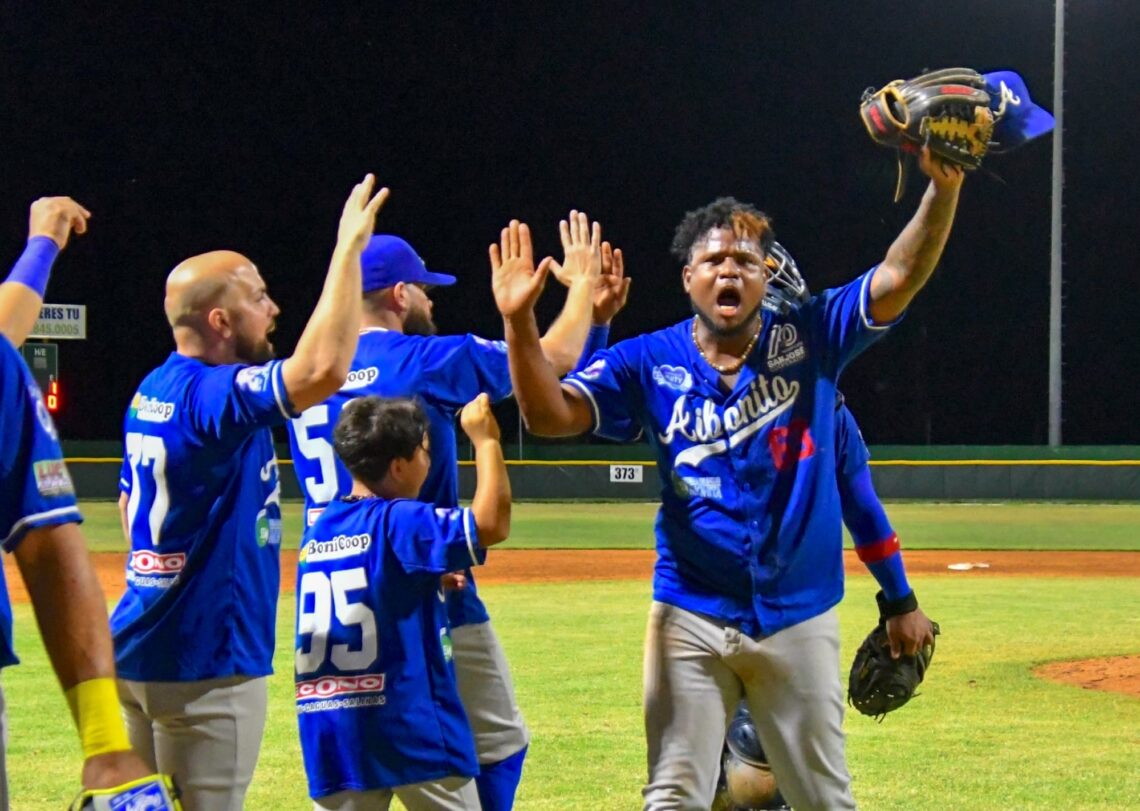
top-left (288, 213), bottom-right (627, 810)
top-left (112, 176), bottom-right (389, 810)
top-left (0, 197), bottom-right (180, 810)
top-left (296, 393), bottom-right (511, 809)
top-left (762, 241), bottom-right (934, 653)
top-left (495, 148), bottom-right (961, 810)
top-left (715, 393), bottom-right (933, 811)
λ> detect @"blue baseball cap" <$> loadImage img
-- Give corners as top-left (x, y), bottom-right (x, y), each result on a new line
top-left (361, 235), bottom-right (457, 293)
top-left (983, 70), bottom-right (1055, 152)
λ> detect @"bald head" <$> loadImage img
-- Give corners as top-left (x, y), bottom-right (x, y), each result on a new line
top-left (164, 250), bottom-right (256, 328)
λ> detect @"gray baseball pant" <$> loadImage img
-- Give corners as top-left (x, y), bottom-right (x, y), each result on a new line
top-left (452, 621), bottom-right (529, 764)
top-left (641, 601), bottom-right (854, 811)
top-left (118, 675), bottom-right (267, 811)
top-left (314, 776), bottom-right (480, 810)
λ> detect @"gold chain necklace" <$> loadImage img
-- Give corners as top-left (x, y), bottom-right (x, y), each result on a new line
top-left (691, 316), bottom-right (762, 375)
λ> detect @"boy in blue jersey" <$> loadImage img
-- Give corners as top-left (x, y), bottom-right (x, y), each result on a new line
top-left (1, 197), bottom-right (179, 809)
top-left (112, 176), bottom-right (389, 810)
top-left (495, 148), bottom-right (961, 810)
top-left (296, 393), bottom-right (512, 809)
top-left (288, 214), bottom-right (628, 810)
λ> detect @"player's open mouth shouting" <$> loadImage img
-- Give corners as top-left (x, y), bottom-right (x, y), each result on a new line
top-left (715, 284), bottom-right (742, 319)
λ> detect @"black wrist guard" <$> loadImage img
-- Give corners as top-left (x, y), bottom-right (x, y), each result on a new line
top-left (876, 589), bottom-right (918, 622)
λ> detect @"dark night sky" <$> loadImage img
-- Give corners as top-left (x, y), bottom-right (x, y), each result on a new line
top-left (2, 2), bottom-right (1137, 445)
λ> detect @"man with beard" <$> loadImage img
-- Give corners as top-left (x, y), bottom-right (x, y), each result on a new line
top-left (493, 149), bottom-right (959, 810)
top-left (710, 243), bottom-right (936, 811)
top-left (112, 175), bottom-right (389, 810)
top-left (287, 214), bottom-right (628, 810)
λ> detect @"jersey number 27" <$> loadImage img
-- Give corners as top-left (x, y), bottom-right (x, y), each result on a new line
top-left (125, 432), bottom-right (169, 546)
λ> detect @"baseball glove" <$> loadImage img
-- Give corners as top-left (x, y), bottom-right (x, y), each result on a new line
top-left (860, 67), bottom-right (995, 201)
top-left (848, 619), bottom-right (940, 721)
top-left (69, 773), bottom-right (182, 810)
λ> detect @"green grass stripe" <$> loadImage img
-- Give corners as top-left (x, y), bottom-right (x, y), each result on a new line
top-left (73, 501), bottom-right (1140, 553)
top-left (2, 576), bottom-right (1138, 808)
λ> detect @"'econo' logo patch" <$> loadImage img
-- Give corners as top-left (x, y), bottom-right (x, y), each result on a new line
top-left (299, 533), bottom-right (372, 563)
top-left (295, 673), bottom-right (386, 700)
top-left (129, 550), bottom-right (186, 574)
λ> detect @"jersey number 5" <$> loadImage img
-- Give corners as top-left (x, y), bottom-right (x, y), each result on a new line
top-left (292, 406), bottom-right (340, 505)
top-left (125, 432), bottom-right (169, 546)
top-left (295, 568), bottom-right (378, 675)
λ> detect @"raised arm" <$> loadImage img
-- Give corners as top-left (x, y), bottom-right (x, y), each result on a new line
top-left (558, 240), bottom-right (631, 373)
top-left (534, 211), bottom-right (601, 375)
top-left (459, 393), bottom-right (511, 546)
top-left (282, 175), bottom-right (389, 411)
top-left (14, 523), bottom-right (158, 791)
top-left (0, 197), bottom-right (91, 347)
top-left (490, 220), bottom-right (594, 437)
top-left (868, 148), bottom-right (965, 323)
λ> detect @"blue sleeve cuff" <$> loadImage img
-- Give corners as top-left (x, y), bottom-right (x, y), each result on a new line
top-left (1, 505), bottom-right (84, 553)
top-left (464, 508), bottom-right (487, 567)
top-left (6, 237), bottom-right (61, 298)
top-left (573, 324), bottom-right (611, 374)
top-left (860, 266), bottom-right (906, 331)
top-left (270, 360), bottom-right (300, 420)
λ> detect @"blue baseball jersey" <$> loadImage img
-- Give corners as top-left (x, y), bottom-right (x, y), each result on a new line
top-left (295, 496), bottom-right (485, 798)
top-left (835, 403), bottom-right (872, 480)
top-left (111, 353), bottom-right (295, 681)
top-left (287, 328), bottom-right (513, 629)
top-left (563, 269), bottom-right (896, 637)
top-left (0, 336), bottom-right (83, 669)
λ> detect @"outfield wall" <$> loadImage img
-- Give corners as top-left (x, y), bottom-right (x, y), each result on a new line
top-left (64, 442), bottom-right (1140, 501)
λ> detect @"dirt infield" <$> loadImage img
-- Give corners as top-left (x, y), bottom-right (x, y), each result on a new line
top-left (1035, 655), bottom-right (1140, 698)
top-left (5, 549), bottom-right (1135, 602)
top-left (5, 549), bottom-right (1138, 697)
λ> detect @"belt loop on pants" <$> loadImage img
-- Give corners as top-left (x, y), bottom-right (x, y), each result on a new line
top-left (723, 623), bottom-right (742, 655)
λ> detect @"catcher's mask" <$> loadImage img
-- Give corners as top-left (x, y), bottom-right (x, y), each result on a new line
top-left (761, 241), bottom-right (809, 315)
top-left (723, 702), bottom-right (785, 809)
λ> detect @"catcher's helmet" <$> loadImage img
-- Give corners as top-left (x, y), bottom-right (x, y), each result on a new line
top-left (722, 702), bottom-right (788, 810)
top-left (761, 241), bottom-right (809, 315)
top-left (726, 702), bottom-right (767, 766)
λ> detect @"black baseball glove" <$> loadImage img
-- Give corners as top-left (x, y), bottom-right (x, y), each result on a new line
top-left (848, 600), bottom-right (940, 721)
top-left (860, 67), bottom-right (995, 201)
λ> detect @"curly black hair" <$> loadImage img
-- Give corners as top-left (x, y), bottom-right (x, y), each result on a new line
top-left (669, 197), bottom-right (775, 263)
top-left (333, 396), bottom-right (429, 488)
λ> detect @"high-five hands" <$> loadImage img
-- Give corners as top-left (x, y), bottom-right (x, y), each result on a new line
top-left (551, 238), bottom-right (630, 325)
top-left (545, 212), bottom-right (628, 325)
top-left (337, 174), bottom-right (391, 253)
top-left (490, 220), bottom-right (554, 319)
top-left (591, 241), bottom-right (631, 325)
top-left (552, 210), bottom-right (602, 287)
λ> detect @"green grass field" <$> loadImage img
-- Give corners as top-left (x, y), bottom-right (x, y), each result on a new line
top-left (75, 500), bottom-right (1140, 552)
top-left (4, 502), bottom-right (1140, 809)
